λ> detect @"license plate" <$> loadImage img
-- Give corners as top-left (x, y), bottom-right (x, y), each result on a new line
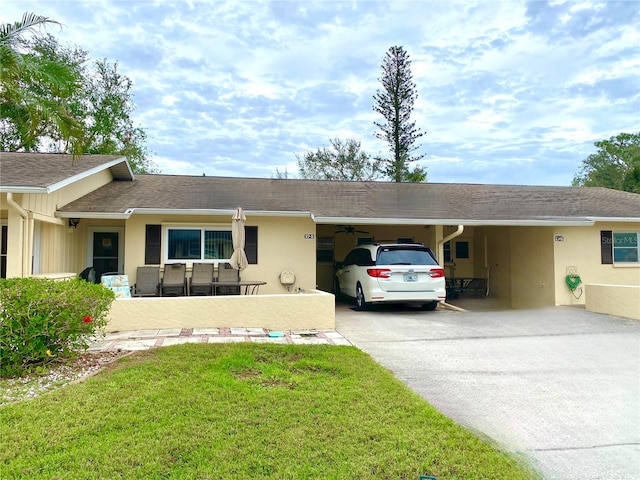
top-left (404, 273), bottom-right (417, 282)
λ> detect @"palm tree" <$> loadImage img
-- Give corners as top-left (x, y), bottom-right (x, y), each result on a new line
top-left (0, 13), bottom-right (84, 155)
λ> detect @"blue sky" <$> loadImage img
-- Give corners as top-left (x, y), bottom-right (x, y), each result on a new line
top-left (3, 1), bottom-right (639, 185)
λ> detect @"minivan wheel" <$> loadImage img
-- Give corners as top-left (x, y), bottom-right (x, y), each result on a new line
top-left (422, 301), bottom-right (438, 311)
top-left (356, 284), bottom-right (369, 310)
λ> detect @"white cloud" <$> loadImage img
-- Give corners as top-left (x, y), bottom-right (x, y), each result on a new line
top-left (1, 0), bottom-right (638, 185)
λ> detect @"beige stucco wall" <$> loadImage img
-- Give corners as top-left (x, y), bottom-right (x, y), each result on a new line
top-left (553, 222), bottom-right (640, 306)
top-left (106, 290), bottom-right (336, 331)
top-left (474, 226), bottom-right (512, 304)
top-left (509, 226), bottom-right (556, 308)
top-left (123, 214), bottom-right (318, 295)
top-left (585, 284), bottom-right (640, 320)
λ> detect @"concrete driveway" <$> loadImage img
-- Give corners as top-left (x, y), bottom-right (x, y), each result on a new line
top-left (335, 301), bottom-right (640, 480)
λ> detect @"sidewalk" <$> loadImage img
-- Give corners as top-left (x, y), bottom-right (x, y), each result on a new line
top-left (88, 327), bottom-right (352, 352)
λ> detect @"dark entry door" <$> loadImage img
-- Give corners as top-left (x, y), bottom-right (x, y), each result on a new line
top-left (93, 232), bottom-right (120, 279)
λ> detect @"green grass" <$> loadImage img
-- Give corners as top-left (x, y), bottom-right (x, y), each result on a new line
top-left (0, 344), bottom-right (539, 479)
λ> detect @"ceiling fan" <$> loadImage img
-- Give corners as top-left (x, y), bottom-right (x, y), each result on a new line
top-left (335, 225), bottom-right (370, 235)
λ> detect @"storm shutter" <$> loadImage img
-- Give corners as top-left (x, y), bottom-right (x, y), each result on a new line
top-left (600, 230), bottom-right (613, 264)
top-left (245, 226), bottom-right (258, 264)
top-left (145, 225), bottom-right (162, 265)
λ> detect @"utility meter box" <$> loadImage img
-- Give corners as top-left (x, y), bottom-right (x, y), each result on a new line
top-left (279, 270), bottom-right (295, 286)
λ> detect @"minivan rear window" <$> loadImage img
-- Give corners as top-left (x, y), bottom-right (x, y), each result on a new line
top-left (376, 247), bottom-right (437, 266)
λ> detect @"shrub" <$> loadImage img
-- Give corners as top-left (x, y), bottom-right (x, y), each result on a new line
top-left (0, 278), bottom-right (115, 377)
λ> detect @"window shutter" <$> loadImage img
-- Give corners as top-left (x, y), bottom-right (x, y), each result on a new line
top-left (145, 225), bottom-right (161, 265)
top-left (601, 230), bottom-right (613, 264)
top-left (245, 226), bottom-right (258, 264)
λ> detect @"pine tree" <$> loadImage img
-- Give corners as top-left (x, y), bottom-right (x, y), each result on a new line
top-left (373, 46), bottom-right (426, 182)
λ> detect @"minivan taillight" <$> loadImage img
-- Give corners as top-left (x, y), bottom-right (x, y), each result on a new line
top-left (367, 268), bottom-right (392, 278)
top-left (429, 268), bottom-right (445, 278)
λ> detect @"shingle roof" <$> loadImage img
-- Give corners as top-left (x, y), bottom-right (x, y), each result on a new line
top-left (0, 152), bottom-right (131, 191)
top-left (56, 174), bottom-right (640, 224)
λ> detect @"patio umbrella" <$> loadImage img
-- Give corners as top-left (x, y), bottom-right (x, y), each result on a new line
top-left (229, 207), bottom-right (248, 271)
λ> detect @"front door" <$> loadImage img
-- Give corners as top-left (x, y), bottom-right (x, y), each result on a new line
top-left (91, 231), bottom-right (122, 280)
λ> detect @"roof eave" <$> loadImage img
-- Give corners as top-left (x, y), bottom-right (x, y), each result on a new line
top-left (46, 157), bottom-right (132, 193)
top-left (313, 217), bottom-right (596, 227)
top-left (0, 186), bottom-right (48, 194)
top-left (588, 217), bottom-right (640, 223)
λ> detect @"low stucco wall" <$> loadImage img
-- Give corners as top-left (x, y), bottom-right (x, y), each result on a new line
top-left (585, 284), bottom-right (640, 320)
top-left (106, 290), bottom-right (335, 332)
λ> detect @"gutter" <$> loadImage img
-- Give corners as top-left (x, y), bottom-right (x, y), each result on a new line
top-left (437, 225), bottom-right (464, 265)
top-left (312, 217), bottom-right (595, 227)
top-left (57, 208), bottom-right (316, 219)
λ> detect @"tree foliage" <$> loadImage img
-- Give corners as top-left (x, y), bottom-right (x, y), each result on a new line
top-left (296, 137), bottom-right (381, 181)
top-left (572, 132), bottom-right (640, 194)
top-left (373, 46), bottom-right (426, 182)
top-left (1, 13), bottom-right (157, 173)
top-left (0, 12), bottom-right (84, 156)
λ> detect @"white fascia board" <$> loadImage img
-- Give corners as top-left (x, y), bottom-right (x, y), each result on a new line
top-left (588, 217), bottom-right (640, 223)
top-left (124, 208), bottom-right (313, 218)
top-left (312, 217), bottom-right (595, 227)
top-left (45, 157), bottom-right (131, 193)
top-left (0, 186), bottom-right (48, 194)
top-left (56, 212), bottom-right (131, 220)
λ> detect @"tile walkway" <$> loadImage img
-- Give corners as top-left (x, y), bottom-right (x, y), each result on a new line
top-left (88, 328), bottom-right (352, 352)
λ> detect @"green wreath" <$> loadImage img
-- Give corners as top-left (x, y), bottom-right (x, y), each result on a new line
top-left (565, 274), bottom-right (582, 291)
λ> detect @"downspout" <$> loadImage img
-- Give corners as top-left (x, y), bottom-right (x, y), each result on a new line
top-left (437, 225), bottom-right (464, 265)
top-left (6, 192), bottom-right (32, 277)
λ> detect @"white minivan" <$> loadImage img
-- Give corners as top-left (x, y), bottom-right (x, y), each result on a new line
top-left (334, 243), bottom-right (446, 310)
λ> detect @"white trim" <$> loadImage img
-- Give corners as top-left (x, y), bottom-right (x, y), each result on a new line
top-left (123, 208), bottom-right (312, 218)
top-left (57, 212), bottom-right (132, 220)
top-left (0, 186), bottom-right (48, 194)
top-left (312, 217), bottom-right (596, 226)
top-left (589, 217), bottom-right (640, 223)
top-left (32, 222), bottom-right (42, 274)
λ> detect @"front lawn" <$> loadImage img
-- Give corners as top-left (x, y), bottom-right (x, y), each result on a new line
top-left (0, 343), bottom-right (538, 479)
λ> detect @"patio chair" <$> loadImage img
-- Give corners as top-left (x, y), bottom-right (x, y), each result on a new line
top-left (215, 262), bottom-right (240, 295)
top-left (101, 274), bottom-right (132, 298)
top-left (161, 263), bottom-right (187, 296)
top-left (189, 263), bottom-right (214, 296)
top-left (78, 266), bottom-right (97, 283)
top-left (132, 266), bottom-right (160, 297)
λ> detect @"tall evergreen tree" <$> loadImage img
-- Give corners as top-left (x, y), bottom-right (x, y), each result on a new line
top-left (373, 46), bottom-right (426, 182)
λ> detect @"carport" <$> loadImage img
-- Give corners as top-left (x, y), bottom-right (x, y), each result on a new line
top-left (314, 221), bottom-right (562, 309)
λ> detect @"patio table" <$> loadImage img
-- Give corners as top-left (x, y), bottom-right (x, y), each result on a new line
top-left (211, 280), bottom-right (266, 295)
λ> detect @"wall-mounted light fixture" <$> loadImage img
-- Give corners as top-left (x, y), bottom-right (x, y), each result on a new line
top-left (68, 218), bottom-right (80, 229)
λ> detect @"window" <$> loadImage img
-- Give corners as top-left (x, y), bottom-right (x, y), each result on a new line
top-left (316, 237), bottom-right (334, 263)
top-left (166, 227), bottom-right (233, 262)
top-left (455, 241), bottom-right (470, 259)
top-left (601, 231), bottom-right (639, 264)
top-left (613, 232), bottom-right (639, 263)
top-left (443, 241), bottom-right (452, 264)
top-left (156, 225), bottom-right (258, 264)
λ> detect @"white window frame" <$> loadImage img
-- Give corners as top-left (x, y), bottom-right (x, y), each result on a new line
top-left (163, 224), bottom-right (232, 263)
top-left (612, 231), bottom-right (640, 265)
